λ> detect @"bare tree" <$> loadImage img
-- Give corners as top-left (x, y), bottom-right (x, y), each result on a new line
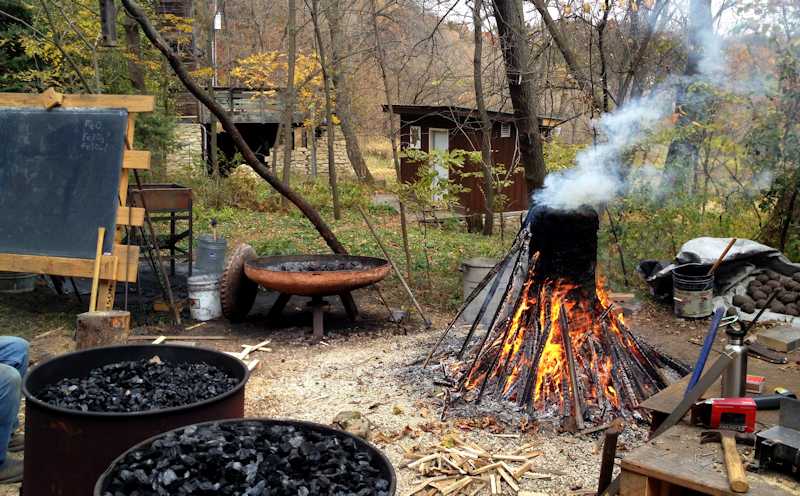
top-left (281, 0), bottom-right (297, 207)
top-left (473, 0), bottom-right (495, 234)
top-left (663, 0), bottom-right (713, 192)
top-left (309, 0), bottom-right (341, 219)
top-left (492, 0), bottom-right (547, 192)
top-left (120, 0), bottom-right (349, 254)
top-left (369, 0), bottom-right (413, 281)
top-left (327, 0), bottom-right (374, 183)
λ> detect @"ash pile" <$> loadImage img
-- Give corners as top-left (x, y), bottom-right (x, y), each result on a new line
top-left (430, 205), bottom-right (689, 430)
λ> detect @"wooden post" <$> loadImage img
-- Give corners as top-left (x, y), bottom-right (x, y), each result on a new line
top-left (75, 310), bottom-right (131, 349)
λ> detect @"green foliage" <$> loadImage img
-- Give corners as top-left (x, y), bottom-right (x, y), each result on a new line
top-left (544, 139), bottom-right (585, 172)
top-left (0, 0), bottom-right (41, 92)
top-left (398, 148), bottom-right (473, 211)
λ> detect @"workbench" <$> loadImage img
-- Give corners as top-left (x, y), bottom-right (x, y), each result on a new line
top-left (620, 424), bottom-right (799, 495)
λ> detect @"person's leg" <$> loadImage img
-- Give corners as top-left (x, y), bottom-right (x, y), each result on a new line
top-left (0, 364), bottom-right (20, 466)
top-left (0, 337), bottom-right (28, 436)
top-left (0, 337), bottom-right (29, 379)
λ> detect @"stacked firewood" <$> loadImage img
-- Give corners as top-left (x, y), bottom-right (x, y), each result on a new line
top-left (402, 439), bottom-right (544, 495)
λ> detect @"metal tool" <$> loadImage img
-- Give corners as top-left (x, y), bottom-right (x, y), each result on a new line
top-left (699, 429), bottom-right (750, 493)
top-left (753, 388), bottom-right (797, 410)
top-left (753, 398), bottom-right (800, 479)
top-left (691, 397), bottom-right (756, 433)
top-left (685, 307), bottom-right (726, 397)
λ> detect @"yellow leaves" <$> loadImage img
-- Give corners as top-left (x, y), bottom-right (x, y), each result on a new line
top-left (582, 2), bottom-right (592, 14)
top-left (563, 5), bottom-right (572, 15)
top-left (191, 67), bottom-right (214, 81)
top-left (232, 51), bottom-right (326, 122)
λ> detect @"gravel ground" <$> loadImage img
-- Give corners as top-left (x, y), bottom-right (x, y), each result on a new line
top-left (3, 291), bottom-right (800, 495)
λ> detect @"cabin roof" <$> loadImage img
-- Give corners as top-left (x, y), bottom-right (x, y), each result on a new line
top-left (382, 104), bottom-right (561, 128)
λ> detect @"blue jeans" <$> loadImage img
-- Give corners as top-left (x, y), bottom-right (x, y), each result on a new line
top-left (0, 337), bottom-right (28, 465)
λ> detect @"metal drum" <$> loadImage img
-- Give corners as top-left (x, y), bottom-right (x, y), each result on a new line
top-left (22, 344), bottom-right (249, 496)
top-left (94, 418), bottom-right (397, 496)
top-left (673, 263), bottom-right (714, 318)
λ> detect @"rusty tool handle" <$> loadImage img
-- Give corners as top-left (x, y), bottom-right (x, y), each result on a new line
top-left (721, 432), bottom-right (749, 493)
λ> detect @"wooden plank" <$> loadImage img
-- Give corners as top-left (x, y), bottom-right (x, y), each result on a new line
top-left (620, 471), bottom-right (652, 496)
top-left (112, 244), bottom-right (139, 283)
top-left (116, 207), bottom-right (145, 227)
top-left (0, 247), bottom-right (137, 282)
top-left (122, 150), bottom-right (151, 170)
top-left (620, 424), bottom-right (795, 495)
top-left (0, 93), bottom-right (155, 112)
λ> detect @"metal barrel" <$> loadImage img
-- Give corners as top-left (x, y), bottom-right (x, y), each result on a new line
top-left (673, 263), bottom-right (715, 318)
top-left (22, 344), bottom-right (249, 496)
top-left (94, 418), bottom-right (397, 495)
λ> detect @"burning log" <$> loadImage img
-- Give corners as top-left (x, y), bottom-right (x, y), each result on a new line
top-left (451, 205), bottom-right (689, 428)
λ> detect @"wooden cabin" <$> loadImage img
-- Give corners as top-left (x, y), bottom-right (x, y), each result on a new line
top-left (384, 104), bottom-right (559, 213)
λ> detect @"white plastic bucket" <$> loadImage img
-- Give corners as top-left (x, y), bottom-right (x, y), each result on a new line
top-left (187, 274), bottom-right (222, 321)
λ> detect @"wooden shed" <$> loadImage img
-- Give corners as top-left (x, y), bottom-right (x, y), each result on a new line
top-left (384, 104), bottom-right (558, 213)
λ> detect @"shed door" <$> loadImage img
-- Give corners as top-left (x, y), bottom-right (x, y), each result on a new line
top-left (429, 128), bottom-right (449, 182)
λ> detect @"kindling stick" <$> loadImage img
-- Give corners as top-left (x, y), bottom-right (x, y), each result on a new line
top-left (560, 309), bottom-right (584, 430)
top-left (357, 206), bottom-right (431, 328)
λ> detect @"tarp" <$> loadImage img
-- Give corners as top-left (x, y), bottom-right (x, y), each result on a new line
top-left (639, 237), bottom-right (800, 324)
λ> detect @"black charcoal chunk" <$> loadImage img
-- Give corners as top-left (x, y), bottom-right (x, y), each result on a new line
top-left (102, 422), bottom-right (392, 496)
top-left (37, 358), bottom-right (237, 413)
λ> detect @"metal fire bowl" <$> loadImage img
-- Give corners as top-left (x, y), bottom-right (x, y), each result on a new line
top-left (244, 255), bottom-right (391, 296)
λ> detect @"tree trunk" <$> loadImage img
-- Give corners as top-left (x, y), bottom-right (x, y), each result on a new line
top-left (310, 0), bottom-right (341, 219)
top-left (473, 0), bottom-right (494, 235)
top-left (281, 0), bottom-right (297, 208)
top-left (663, 0), bottom-right (713, 193)
top-left (120, 0), bottom-right (348, 255)
top-left (492, 0), bottom-right (547, 193)
top-left (369, 0), bottom-right (413, 281)
top-left (328, 0), bottom-right (374, 183)
top-left (122, 15), bottom-right (146, 91)
top-left (597, 0), bottom-right (611, 113)
top-left (531, 0), bottom-right (603, 112)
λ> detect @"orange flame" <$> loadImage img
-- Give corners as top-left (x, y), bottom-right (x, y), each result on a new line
top-left (463, 275), bottom-right (630, 420)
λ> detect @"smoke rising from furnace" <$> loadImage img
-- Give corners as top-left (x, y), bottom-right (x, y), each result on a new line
top-left (532, 3), bottom-right (768, 211)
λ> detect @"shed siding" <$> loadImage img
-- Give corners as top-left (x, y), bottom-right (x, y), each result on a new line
top-left (398, 115), bottom-right (529, 213)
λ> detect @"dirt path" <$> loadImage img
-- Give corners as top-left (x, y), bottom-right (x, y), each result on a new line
top-left (5, 294), bottom-right (800, 495)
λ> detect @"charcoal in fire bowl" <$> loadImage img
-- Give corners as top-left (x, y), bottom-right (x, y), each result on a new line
top-left (21, 344), bottom-right (250, 496)
top-left (95, 418), bottom-right (397, 496)
top-left (244, 254), bottom-right (391, 296)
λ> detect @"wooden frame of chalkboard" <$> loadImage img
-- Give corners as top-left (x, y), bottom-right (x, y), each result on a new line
top-left (0, 88), bottom-right (153, 311)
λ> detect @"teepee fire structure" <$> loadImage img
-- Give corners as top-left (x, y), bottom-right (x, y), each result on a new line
top-left (437, 205), bottom-right (688, 429)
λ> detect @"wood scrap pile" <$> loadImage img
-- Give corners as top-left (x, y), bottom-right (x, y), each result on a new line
top-left (225, 339), bottom-right (271, 371)
top-left (402, 438), bottom-right (544, 495)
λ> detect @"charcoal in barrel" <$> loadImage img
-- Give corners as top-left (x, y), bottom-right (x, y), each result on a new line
top-left (95, 419), bottom-right (397, 496)
top-left (22, 344), bottom-right (249, 496)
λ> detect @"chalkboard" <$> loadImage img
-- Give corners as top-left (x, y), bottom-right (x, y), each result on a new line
top-left (0, 107), bottom-right (127, 259)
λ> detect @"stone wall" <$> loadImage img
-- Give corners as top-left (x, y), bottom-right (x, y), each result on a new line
top-left (271, 125), bottom-right (353, 177)
top-left (166, 122), bottom-right (203, 176)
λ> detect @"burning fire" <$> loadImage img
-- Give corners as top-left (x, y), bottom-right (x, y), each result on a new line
top-left (460, 264), bottom-right (666, 424)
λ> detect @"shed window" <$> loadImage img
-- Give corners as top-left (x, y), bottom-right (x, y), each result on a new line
top-left (500, 123), bottom-right (512, 138)
top-left (409, 126), bottom-right (422, 149)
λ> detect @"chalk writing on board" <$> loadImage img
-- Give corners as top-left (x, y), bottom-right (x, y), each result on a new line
top-left (80, 119), bottom-right (110, 152)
